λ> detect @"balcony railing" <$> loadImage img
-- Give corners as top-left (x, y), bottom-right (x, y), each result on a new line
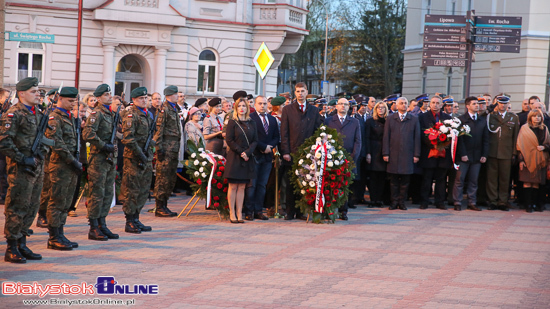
top-left (253, 3), bottom-right (308, 32)
top-left (124, 0), bottom-right (159, 8)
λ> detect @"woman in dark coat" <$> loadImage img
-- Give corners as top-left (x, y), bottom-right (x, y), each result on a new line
top-left (365, 102), bottom-right (389, 207)
top-left (224, 96), bottom-right (258, 223)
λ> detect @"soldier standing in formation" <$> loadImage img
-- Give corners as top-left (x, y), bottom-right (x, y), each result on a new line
top-left (121, 87), bottom-right (155, 233)
top-left (152, 85), bottom-right (181, 217)
top-left (1, 77), bottom-right (47, 263)
top-left (82, 84), bottom-right (120, 241)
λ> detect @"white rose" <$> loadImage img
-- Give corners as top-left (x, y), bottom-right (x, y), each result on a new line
top-left (451, 122), bottom-right (459, 128)
top-left (301, 190), bottom-right (306, 195)
top-left (440, 126), bottom-right (449, 134)
top-left (327, 134), bottom-right (332, 139)
top-left (316, 137), bottom-right (322, 143)
top-left (315, 152), bottom-right (322, 159)
top-left (193, 160), bottom-right (200, 165)
top-left (199, 153), bottom-right (206, 158)
top-left (306, 174), bottom-right (312, 180)
top-left (194, 171), bottom-right (200, 177)
top-left (331, 150), bottom-right (337, 155)
top-left (302, 181), bottom-right (307, 186)
top-left (327, 154), bottom-right (332, 159)
top-left (464, 125), bottom-right (471, 133)
top-left (320, 133), bottom-right (326, 137)
top-left (201, 173), bottom-right (207, 178)
top-left (298, 159), bottom-right (304, 165)
top-left (306, 154), bottom-right (312, 159)
top-left (311, 145), bottom-right (316, 150)
top-left (309, 181), bottom-right (315, 187)
top-left (198, 148), bottom-right (204, 152)
top-left (334, 160), bottom-right (340, 165)
top-left (191, 153), bottom-right (197, 158)
top-left (443, 119), bottom-right (453, 125)
top-left (315, 172), bottom-right (320, 177)
top-left (202, 161), bottom-right (208, 166)
top-left (331, 139), bottom-right (335, 143)
top-left (327, 161), bottom-right (334, 167)
top-left (310, 164), bottom-right (316, 170)
top-left (199, 167), bottom-right (204, 173)
top-left (320, 126), bottom-right (326, 130)
top-left (295, 170), bottom-right (300, 176)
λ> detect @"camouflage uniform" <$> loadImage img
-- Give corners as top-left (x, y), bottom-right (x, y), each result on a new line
top-left (36, 151), bottom-right (51, 227)
top-left (121, 105), bottom-right (154, 216)
top-left (82, 104), bottom-right (117, 220)
top-left (0, 103), bottom-right (46, 240)
top-left (152, 101), bottom-right (181, 216)
top-left (45, 108), bottom-right (79, 228)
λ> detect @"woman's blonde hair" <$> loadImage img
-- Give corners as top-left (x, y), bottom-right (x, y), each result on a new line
top-left (527, 109), bottom-right (546, 129)
top-left (83, 92), bottom-right (97, 107)
top-left (232, 98), bottom-right (251, 121)
top-left (373, 101), bottom-right (389, 120)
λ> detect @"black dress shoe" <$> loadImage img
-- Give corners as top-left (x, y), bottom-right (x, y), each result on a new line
top-left (238, 220), bottom-right (245, 223)
top-left (230, 219), bottom-right (239, 224)
top-left (467, 204), bottom-right (481, 211)
top-left (244, 215), bottom-right (254, 221)
top-left (489, 204), bottom-right (497, 210)
top-left (388, 205), bottom-right (397, 210)
top-left (340, 213), bottom-right (348, 220)
top-left (454, 205), bottom-right (461, 211)
top-left (399, 204), bottom-right (407, 210)
top-left (296, 215), bottom-right (308, 220)
top-left (284, 215), bottom-right (293, 220)
top-left (348, 205), bottom-right (357, 209)
top-left (254, 214), bottom-right (268, 220)
top-left (499, 205), bottom-right (510, 211)
top-left (436, 204), bottom-right (447, 210)
top-left (419, 204), bottom-right (428, 210)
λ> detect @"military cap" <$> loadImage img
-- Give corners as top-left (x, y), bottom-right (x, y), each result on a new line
top-left (315, 98), bottom-right (327, 105)
top-left (164, 85), bottom-right (179, 96)
top-left (58, 87), bottom-right (79, 98)
top-left (477, 97), bottom-right (487, 104)
top-left (208, 97), bottom-right (221, 107)
top-left (233, 90), bottom-right (247, 101)
top-left (383, 93), bottom-right (400, 103)
top-left (328, 99), bottom-right (338, 106)
top-left (130, 86), bottom-right (148, 98)
top-left (93, 84), bottom-right (111, 97)
top-left (353, 94), bottom-right (366, 104)
top-left (271, 96), bottom-right (286, 106)
top-left (195, 97), bottom-right (208, 107)
top-left (247, 94), bottom-right (254, 100)
top-left (496, 96), bottom-right (510, 104)
top-left (46, 89), bottom-right (58, 96)
top-left (443, 97), bottom-right (454, 104)
top-left (414, 93), bottom-right (430, 103)
top-left (16, 77), bottom-right (39, 91)
top-left (349, 99), bottom-right (357, 106)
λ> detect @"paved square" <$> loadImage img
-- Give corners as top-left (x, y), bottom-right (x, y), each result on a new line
top-left (1, 195), bottom-right (549, 308)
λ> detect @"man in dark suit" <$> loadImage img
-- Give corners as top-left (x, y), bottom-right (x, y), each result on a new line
top-left (382, 97), bottom-right (421, 210)
top-left (418, 96), bottom-right (453, 210)
top-left (245, 95), bottom-right (280, 221)
top-left (326, 98), bottom-right (362, 220)
top-left (453, 97), bottom-right (489, 211)
top-left (353, 97), bottom-right (369, 205)
top-left (280, 82), bottom-right (323, 220)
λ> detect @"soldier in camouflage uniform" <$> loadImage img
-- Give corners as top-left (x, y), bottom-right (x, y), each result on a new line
top-left (121, 87), bottom-right (155, 233)
top-left (36, 151), bottom-right (51, 228)
top-left (45, 87), bottom-right (82, 251)
top-left (152, 85), bottom-right (181, 217)
top-left (1, 77), bottom-right (47, 263)
top-left (82, 84), bottom-right (120, 241)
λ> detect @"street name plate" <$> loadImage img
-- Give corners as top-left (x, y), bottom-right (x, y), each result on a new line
top-left (424, 14), bottom-right (467, 25)
top-left (425, 26), bottom-right (467, 34)
top-left (424, 34), bottom-right (467, 43)
top-left (423, 43), bottom-right (468, 51)
top-left (474, 36), bottom-right (520, 45)
top-left (476, 16), bottom-right (522, 27)
top-left (422, 59), bottom-right (467, 67)
top-left (423, 50), bottom-right (467, 59)
top-left (475, 27), bottom-right (521, 36)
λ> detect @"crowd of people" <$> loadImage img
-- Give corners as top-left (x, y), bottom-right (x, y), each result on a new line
top-left (1, 77), bottom-right (547, 264)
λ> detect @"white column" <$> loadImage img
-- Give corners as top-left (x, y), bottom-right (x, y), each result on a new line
top-left (154, 47), bottom-right (168, 93)
top-left (102, 44), bottom-right (117, 91)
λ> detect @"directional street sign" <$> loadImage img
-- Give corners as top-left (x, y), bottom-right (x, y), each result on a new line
top-left (475, 16), bottom-right (522, 28)
top-left (424, 14), bottom-right (467, 25)
top-left (424, 34), bottom-right (466, 43)
top-left (424, 26), bottom-right (467, 34)
top-left (474, 44), bottom-right (520, 53)
top-left (475, 27), bottom-right (521, 36)
top-left (423, 43), bottom-right (468, 51)
top-left (423, 50), bottom-right (467, 59)
top-left (474, 36), bottom-right (520, 45)
top-left (422, 59), bottom-right (467, 67)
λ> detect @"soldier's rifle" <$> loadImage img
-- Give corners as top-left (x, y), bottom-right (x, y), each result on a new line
top-left (138, 109), bottom-right (159, 170)
top-left (24, 103), bottom-right (55, 177)
top-left (106, 104), bottom-right (122, 165)
top-left (75, 94), bottom-right (81, 161)
top-left (0, 91), bottom-right (15, 118)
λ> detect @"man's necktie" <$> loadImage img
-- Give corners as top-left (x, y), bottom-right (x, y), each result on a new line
top-left (261, 114), bottom-right (269, 134)
top-left (473, 115), bottom-right (476, 121)
top-left (300, 105), bottom-right (304, 113)
top-left (400, 114), bottom-right (404, 121)
top-left (340, 117), bottom-right (344, 124)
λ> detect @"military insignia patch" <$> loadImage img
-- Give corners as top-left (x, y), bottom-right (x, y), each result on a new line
top-left (49, 116), bottom-right (54, 120)
top-left (90, 118), bottom-right (96, 124)
top-left (126, 121), bottom-right (132, 127)
top-left (5, 123), bottom-right (10, 128)
top-left (127, 114), bottom-right (133, 118)
top-left (91, 111), bottom-right (97, 114)
top-left (7, 113), bottom-right (14, 118)
top-left (161, 110), bottom-right (165, 113)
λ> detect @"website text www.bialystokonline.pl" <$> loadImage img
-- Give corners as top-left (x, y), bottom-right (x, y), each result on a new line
top-left (21, 298), bottom-right (136, 306)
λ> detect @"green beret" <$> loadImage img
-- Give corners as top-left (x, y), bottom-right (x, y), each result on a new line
top-left (46, 89), bottom-right (57, 96)
top-left (16, 77), bottom-right (39, 91)
top-left (328, 99), bottom-right (338, 106)
top-left (164, 85), bottom-right (179, 96)
top-left (93, 84), bottom-right (111, 97)
top-left (59, 87), bottom-right (79, 98)
top-left (131, 87), bottom-right (148, 98)
top-left (271, 96), bottom-right (286, 106)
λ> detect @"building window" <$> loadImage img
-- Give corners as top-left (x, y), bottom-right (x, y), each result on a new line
top-left (421, 67), bottom-right (427, 93)
top-left (446, 68), bottom-right (453, 96)
top-left (17, 42), bottom-right (44, 83)
top-left (197, 50), bottom-right (217, 94)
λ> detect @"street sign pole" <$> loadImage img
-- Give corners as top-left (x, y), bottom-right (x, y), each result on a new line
top-left (465, 10), bottom-right (475, 97)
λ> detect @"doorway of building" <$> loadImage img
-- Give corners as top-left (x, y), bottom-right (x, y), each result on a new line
top-left (115, 54), bottom-right (143, 102)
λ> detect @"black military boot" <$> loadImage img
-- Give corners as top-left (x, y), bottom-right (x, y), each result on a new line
top-left (5, 239), bottom-right (26, 263)
top-left (58, 225), bottom-right (78, 248)
top-left (98, 217), bottom-right (119, 239)
top-left (155, 199), bottom-right (173, 217)
top-left (47, 226), bottom-right (73, 251)
top-left (36, 211), bottom-right (48, 228)
top-left (134, 211), bottom-right (152, 232)
top-left (125, 213), bottom-right (141, 234)
top-left (164, 200), bottom-right (178, 217)
top-left (88, 218), bottom-right (108, 241)
top-left (18, 236), bottom-right (42, 260)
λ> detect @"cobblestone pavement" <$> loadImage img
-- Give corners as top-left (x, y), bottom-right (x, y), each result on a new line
top-left (1, 195), bottom-right (550, 308)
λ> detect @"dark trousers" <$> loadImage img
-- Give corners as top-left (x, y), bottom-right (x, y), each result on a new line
top-left (245, 159), bottom-right (272, 215)
top-left (389, 174), bottom-right (410, 206)
top-left (453, 162), bottom-right (481, 205)
top-left (408, 173), bottom-right (423, 203)
top-left (446, 167), bottom-right (457, 204)
top-left (351, 157), bottom-right (368, 204)
top-left (477, 163), bottom-right (488, 203)
top-left (369, 171), bottom-right (386, 203)
top-left (486, 158), bottom-right (512, 205)
top-left (421, 167), bottom-right (448, 206)
top-left (284, 166), bottom-right (302, 218)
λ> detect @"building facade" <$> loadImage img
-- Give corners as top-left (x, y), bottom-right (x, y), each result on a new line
top-left (5, 0), bottom-right (308, 101)
top-left (403, 0), bottom-right (550, 109)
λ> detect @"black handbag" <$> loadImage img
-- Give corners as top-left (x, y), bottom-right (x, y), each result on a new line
top-left (234, 120), bottom-right (258, 164)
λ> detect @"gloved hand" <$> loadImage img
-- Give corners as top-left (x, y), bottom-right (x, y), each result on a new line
top-left (137, 151), bottom-right (148, 165)
top-left (71, 159), bottom-right (83, 175)
top-left (21, 156), bottom-right (37, 168)
top-left (157, 149), bottom-right (166, 162)
top-left (101, 143), bottom-right (115, 153)
top-left (418, 100), bottom-right (424, 108)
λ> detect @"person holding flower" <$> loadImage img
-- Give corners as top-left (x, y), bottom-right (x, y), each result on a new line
top-left (517, 109), bottom-right (550, 212)
top-left (223, 91), bottom-right (258, 223)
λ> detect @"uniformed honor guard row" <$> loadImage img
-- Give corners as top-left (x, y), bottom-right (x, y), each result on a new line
top-left (2, 77), bottom-right (546, 264)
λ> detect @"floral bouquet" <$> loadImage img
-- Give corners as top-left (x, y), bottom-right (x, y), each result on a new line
top-left (424, 118), bottom-right (471, 167)
top-left (291, 126), bottom-right (355, 223)
top-left (184, 140), bottom-right (229, 218)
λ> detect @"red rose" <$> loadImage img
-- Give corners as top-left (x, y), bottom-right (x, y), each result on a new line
top-left (434, 122), bottom-right (442, 130)
top-left (213, 202), bottom-right (219, 208)
top-left (324, 190), bottom-right (329, 195)
top-left (223, 179), bottom-right (228, 184)
top-left (223, 187), bottom-right (228, 193)
top-left (439, 133), bottom-right (447, 142)
top-left (197, 179), bottom-right (202, 185)
top-left (219, 166), bottom-right (225, 172)
top-left (217, 183), bottom-right (223, 189)
top-left (213, 196), bottom-right (219, 201)
top-left (345, 159), bottom-right (349, 164)
top-left (345, 181), bottom-right (348, 185)
top-left (328, 212), bottom-right (334, 215)
top-left (225, 205), bottom-right (229, 209)
top-left (212, 179), bottom-right (217, 184)
top-left (330, 182), bottom-right (336, 188)
top-left (336, 170), bottom-right (341, 175)
top-left (326, 203), bottom-right (331, 207)
top-left (431, 140), bottom-right (438, 146)
top-left (331, 175), bottom-right (336, 180)
top-left (333, 189), bottom-right (339, 195)
top-left (307, 200), bottom-right (314, 205)
top-left (218, 161), bottom-right (223, 165)
top-left (217, 172), bottom-right (222, 177)
top-left (338, 183), bottom-right (342, 188)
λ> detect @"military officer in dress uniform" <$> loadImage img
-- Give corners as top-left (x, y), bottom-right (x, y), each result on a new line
top-left (486, 95), bottom-right (519, 211)
top-left (82, 84), bottom-right (120, 241)
top-left (1, 77), bottom-right (48, 263)
top-left (121, 87), bottom-right (155, 233)
top-left (45, 87), bottom-right (81, 251)
top-left (152, 85), bottom-right (182, 217)
top-left (383, 94), bottom-right (400, 114)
